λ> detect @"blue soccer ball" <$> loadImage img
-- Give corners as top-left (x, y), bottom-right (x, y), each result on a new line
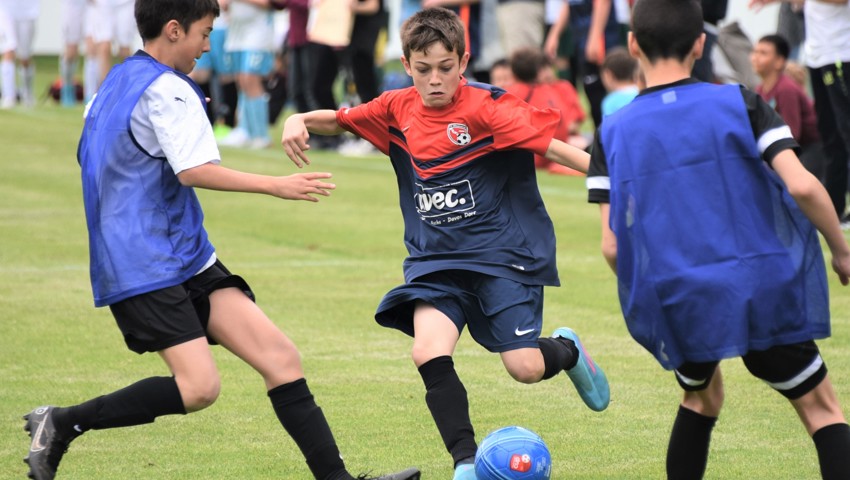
top-left (474, 426), bottom-right (552, 480)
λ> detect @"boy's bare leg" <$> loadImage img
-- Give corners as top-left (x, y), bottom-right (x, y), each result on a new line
top-left (790, 376), bottom-right (850, 479)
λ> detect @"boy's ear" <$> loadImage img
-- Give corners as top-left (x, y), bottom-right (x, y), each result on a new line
top-left (627, 32), bottom-right (641, 61)
top-left (165, 19), bottom-right (183, 43)
top-left (691, 32), bottom-right (706, 61)
top-left (458, 51), bottom-right (470, 76)
top-left (401, 55), bottom-right (412, 76)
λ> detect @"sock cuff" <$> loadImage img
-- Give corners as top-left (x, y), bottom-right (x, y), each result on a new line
top-left (813, 423), bottom-right (850, 442)
top-left (418, 356), bottom-right (455, 385)
top-left (268, 377), bottom-right (308, 399)
top-left (677, 405), bottom-right (718, 428)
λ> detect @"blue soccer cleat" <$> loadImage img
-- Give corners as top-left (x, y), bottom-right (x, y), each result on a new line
top-left (552, 327), bottom-right (610, 411)
top-left (453, 462), bottom-right (477, 480)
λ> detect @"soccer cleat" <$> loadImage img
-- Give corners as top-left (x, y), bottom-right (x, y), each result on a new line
top-left (357, 467), bottom-right (422, 480)
top-left (552, 327), bottom-right (610, 412)
top-left (23, 406), bottom-right (76, 480)
top-left (453, 463), bottom-right (477, 480)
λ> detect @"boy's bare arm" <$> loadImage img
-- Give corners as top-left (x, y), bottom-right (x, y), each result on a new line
top-left (281, 110), bottom-right (345, 167)
top-left (544, 139), bottom-right (590, 173)
top-left (599, 203), bottom-right (617, 273)
top-left (177, 163), bottom-right (336, 202)
top-left (772, 150), bottom-right (850, 285)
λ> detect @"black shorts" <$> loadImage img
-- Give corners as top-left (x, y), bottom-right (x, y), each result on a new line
top-left (674, 341), bottom-right (827, 400)
top-left (109, 260), bottom-right (254, 354)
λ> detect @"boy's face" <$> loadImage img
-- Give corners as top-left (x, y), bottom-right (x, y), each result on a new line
top-left (402, 42), bottom-right (469, 108)
top-left (490, 65), bottom-right (514, 89)
top-left (750, 41), bottom-right (784, 79)
top-left (173, 15), bottom-right (215, 74)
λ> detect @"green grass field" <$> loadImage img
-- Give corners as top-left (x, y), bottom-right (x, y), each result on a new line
top-left (1, 57), bottom-right (849, 479)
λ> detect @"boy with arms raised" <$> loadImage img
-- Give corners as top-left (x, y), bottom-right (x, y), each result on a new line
top-left (587, 0), bottom-right (850, 478)
top-left (282, 7), bottom-right (609, 480)
top-left (22, 1), bottom-right (419, 480)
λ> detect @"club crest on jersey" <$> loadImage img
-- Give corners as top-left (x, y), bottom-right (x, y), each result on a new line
top-left (447, 123), bottom-right (472, 146)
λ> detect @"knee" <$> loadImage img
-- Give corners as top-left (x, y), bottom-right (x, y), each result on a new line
top-left (505, 358), bottom-right (545, 384)
top-left (683, 386), bottom-right (724, 417)
top-left (179, 374), bottom-right (221, 412)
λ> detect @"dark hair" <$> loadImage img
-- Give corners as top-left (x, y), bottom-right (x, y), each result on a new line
top-left (758, 34), bottom-right (791, 60)
top-left (490, 58), bottom-right (510, 70)
top-left (602, 47), bottom-right (638, 82)
top-left (400, 7), bottom-right (465, 61)
top-left (631, 0), bottom-right (703, 63)
top-left (136, 0), bottom-right (220, 42)
top-left (510, 47), bottom-right (547, 83)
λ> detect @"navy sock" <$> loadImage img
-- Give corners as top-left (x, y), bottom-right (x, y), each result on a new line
top-left (666, 405), bottom-right (717, 480)
top-left (418, 356), bottom-right (477, 466)
top-left (538, 336), bottom-right (578, 380)
top-left (53, 376), bottom-right (186, 436)
top-left (813, 423), bottom-right (850, 480)
top-left (268, 378), bottom-right (349, 480)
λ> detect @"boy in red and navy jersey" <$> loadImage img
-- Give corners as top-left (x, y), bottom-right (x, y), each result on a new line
top-left (282, 7), bottom-right (608, 479)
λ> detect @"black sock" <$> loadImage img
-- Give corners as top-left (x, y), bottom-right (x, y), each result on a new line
top-left (220, 81), bottom-right (238, 128)
top-left (53, 376), bottom-right (186, 436)
top-left (268, 378), bottom-right (349, 480)
top-left (666, 405), bottom-right (717, 480)
top-left (197, 81), bottom-right (214, 125)
top-left (538, 337), bottom-right (578, 380)
top-left (418, 356), bottom-right (477, 466)
top-left (813, 423), bottom-right (850, 480)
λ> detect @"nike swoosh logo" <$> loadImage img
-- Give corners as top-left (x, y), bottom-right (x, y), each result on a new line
top-left (514, 327), bottom-right (535, 336)
top-left (30, 417), bottom-right (47, 452)
top-left (174, 97), bottom-right (186, 103)
top-left (402, 125), bottom-right (410, 132)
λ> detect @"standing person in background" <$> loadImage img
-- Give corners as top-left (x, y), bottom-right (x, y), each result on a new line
top-left (691, 0), bottom-right (728, 83)
top-left (189, 12), bottom-right (238, 138)
top-left (751, 34), bottom-right (823, 180)
top-left (0, 2), bottom-right (17, 108)
top-left (496, 0), bottom-right (544, 58)
top-left (544, 0), bottom-right (622, 128)
top-left (59, 0), bottom-right (86, 107)
top-left (0, 0), bottom-right (39, 107)
top-left (219, 0), bottom-right (275, 149)
top-left (753, 0), bottom-right (850, 225)
top-left (91, 0), bottom-right (136, 92)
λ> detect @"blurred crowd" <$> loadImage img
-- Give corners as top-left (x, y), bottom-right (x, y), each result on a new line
top-left (0, 0), bottom-right (849, 220)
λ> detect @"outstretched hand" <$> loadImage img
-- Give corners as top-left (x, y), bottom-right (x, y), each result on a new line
top-left (282, 116), bottom-right (312, 168)
top-left (271, 172), bottom-right (336, 202)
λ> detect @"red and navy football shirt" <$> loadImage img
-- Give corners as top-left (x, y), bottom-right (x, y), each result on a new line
top-left (336, 79), bottom-right (563, 286)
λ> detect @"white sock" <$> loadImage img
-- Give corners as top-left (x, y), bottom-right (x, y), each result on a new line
top-left (1, 60), bottom-right (15, 105)
top-left (83, 56), bottom-right (100, 102)
top-left (20, 63), bottom-right (35, 105)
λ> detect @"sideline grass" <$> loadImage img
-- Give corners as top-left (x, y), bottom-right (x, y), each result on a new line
top-left (2, 61), bottom-right (850, 479)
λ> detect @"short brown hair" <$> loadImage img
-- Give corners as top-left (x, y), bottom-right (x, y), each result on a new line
top-left (510, 47), bottom-right (547, 83)
top-left (400, 7), bottom-right (465, 61)
top-left (602, 47), bottom-right (638, 82)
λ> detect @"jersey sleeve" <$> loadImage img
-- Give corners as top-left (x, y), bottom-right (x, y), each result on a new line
top-left (586, 130), bottom-right (610, 204)
top-left (336, 93), bottom-right (392, 155)
top-left (142, 73), bottom-right (221, 174)
top-left (741, 86), bottom-right (799, 165)
top-left (488, 92), bottom-right (561, 156)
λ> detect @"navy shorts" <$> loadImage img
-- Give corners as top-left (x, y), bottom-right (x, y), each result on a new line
top-left (109, 260), bottom-right (254, 354)
top-left (675, 340), bottom-right (827, 399)
top-left (375, 270), bottom-right (544, 353)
